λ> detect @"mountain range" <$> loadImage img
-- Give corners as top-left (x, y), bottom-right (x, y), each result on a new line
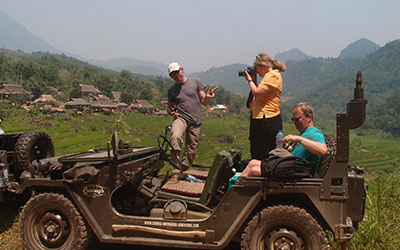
top-left (1, 12), bottom-right (397, 112)
top-left (0, 11), bottom-right (381, 80)
top-left (1, 10), bottom-right (400, 135)
top-left (338, 38), bottom-right (380, 58)
top-left (0, 11), bottom-right (168, 76)
top-left (90, 57), bottom-right (167, 76)
top-left (0, 11), bottom-right (60, 54)
top-left (274, 48), bottom-right (313, 62)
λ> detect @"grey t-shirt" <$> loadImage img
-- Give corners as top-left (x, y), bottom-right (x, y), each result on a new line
top-left (168, 77), bottom-right (206, 126)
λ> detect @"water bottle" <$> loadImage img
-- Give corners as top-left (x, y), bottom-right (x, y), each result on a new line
top-left (276, 130), bottom-right (283, 148)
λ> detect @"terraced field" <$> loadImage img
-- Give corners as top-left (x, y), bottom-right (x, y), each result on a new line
top-left (350, 135), bottom-right (400, 172)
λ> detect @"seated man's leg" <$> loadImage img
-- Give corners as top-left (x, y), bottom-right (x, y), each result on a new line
top-left (170, 117), bottom-right (187, 166)
top-left (241, 159), bottom-right (262, 177)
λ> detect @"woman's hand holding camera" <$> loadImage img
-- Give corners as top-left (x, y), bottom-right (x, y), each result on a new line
top-left (244, 71), bottom-right (252, 82)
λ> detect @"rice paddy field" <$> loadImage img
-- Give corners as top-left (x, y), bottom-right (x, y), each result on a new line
top-left (0, 106), bottom-right (399, 249)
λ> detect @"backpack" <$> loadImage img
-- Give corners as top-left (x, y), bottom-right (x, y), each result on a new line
top-left (262, 155), bottom-right (314, 180)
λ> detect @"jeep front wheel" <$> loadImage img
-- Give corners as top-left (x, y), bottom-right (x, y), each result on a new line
top-left (20, 193), bottom-right (90, 250)
top-left (241, 205), bottom-right (329, 250)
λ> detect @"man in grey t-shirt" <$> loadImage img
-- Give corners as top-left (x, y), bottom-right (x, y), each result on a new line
top-left (167, 62), bottom-right (218, 171)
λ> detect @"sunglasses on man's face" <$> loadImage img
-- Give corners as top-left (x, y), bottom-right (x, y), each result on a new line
top-left (291, 116), bottom-right (305, 122)
top-left (169, 69), bottom-right (181, 77)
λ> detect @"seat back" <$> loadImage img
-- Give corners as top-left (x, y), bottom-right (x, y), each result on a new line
top-left (199, 150), bottom-right (234, 204)
top-left (316, 134), bottom-right (337, 178)
top-left (158, 150), bottom-right (235, 205)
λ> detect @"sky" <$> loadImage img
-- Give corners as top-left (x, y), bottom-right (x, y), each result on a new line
top-left (1, 0), bottom-right (400, 72)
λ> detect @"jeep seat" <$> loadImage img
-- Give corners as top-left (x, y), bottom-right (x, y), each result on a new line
top-left (182, 169), bottom-right (209, 180)
top-left (182, 147), bottom-right (242, 180)
top-left (315, 134), bottom-right (337, 178)
top-left (158, 150), bottom-right (234, 205)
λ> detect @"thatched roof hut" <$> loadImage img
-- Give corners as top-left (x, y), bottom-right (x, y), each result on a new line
top-left (33, 94), bottom-right (57, 104)
top-left (112, 91), bottom-right (121, 102)
top-left (64, 98), bottom-right (91, 110)
top-left (0, 84), bottom-right (30, 98)
top-left (128, 99), bottom-right (155, 113)
top-left (79, 84), bottom-right (101, 95)
top-left (90, 95), bottom-right (118, 109)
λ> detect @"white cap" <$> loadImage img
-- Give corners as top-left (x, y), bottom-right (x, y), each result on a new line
top-left (168, 62), bottom-right (181, 74)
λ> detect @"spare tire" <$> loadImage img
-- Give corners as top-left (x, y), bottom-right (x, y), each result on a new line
top-left (13, 130), bottom-right (55, 175)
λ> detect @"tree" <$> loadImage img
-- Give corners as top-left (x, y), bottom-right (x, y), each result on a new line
top-left (139, 83), bottom-right (154, 101)
top-left (120, 70), bottom-right (132, 80)
top-left (121, 92), bottom-right (135, 104)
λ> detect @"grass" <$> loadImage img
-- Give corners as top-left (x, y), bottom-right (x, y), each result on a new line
top-left (330, 172), bottom-right (400, 250)
top-left (0, 107), bottom-right (399, 249)
top-left (350, 134), bottom-right (400, 172)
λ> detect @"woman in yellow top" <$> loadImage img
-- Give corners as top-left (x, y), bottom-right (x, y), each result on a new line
top-left (244, 53), bottom-right (286, 160)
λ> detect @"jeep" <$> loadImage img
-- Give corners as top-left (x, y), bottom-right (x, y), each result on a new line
top-left (0, 129), bottom-right (55, 201)
top-left (16, 72), bottom-right (367, 250)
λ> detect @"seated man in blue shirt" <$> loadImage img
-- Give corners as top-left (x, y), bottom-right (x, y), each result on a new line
top-left (241, 102), bottom-right (327, 177)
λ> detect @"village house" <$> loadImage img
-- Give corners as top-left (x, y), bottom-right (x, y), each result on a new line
top-left (45, 86), bottom-right (65, 98)
top-left (0, 84), bottom-right (30, 99)
top-left (33, 94), bottom-right (57, 105)
top-left (90, 95), bottom-right (118, 112)
top-left (79, 84), bottom-right (101, 96)
top-left (128, 99), bottom-right (155, 114)
top-left (50, 107), bottom-right (66, 114)
top-left (211, 104), bottom-right (228, 112)
top-left (160, 99), bottom-right (168, 105)
top-left (111, 91), bottom-right (121, 102)
top-left (117, 102), bottom-right (128, 109)
top-left (64, 98), bottom-right (91, 110)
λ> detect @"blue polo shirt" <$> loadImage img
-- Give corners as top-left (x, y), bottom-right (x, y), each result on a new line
top-left (291, 127), bottom-right (325, 171)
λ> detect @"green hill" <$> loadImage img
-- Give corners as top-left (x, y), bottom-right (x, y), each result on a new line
top-left (190, 63), bottom-right (250, 96)
top-left (0, 49), bottom-right (245, 114)
top-left (338, 38), bottom-right (380, 58)
top-left (191, 39), bottom-right (400, 135)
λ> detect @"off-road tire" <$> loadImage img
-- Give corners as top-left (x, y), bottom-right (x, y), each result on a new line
top-left (13, 130), bottom-right (55, 174)
top-left (241, 205), bottom-right (330, 250)
top-left (20, 193), bottom-right (91, 250)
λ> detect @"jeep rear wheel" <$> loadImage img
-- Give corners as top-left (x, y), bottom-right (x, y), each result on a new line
top-left (241, 205), bottom-right (329, 250)
top-left (20, 193), bottom-right (90, 250)
top-left (13, 130), bottom-right (55, 174)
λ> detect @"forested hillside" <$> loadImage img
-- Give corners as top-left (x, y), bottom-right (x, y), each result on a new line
top-left (190, 64), bottom-right (250, 96)
top-left (0, 49), bottom-right (245, 111)
top-left (2, 37), bottom-right (400, 137)
top-left (283, 40), bottom-right (400, 129)
top-left (338, 38), bottom-right (380, 58)
top-left (192, 40), bottom-right (400, 136)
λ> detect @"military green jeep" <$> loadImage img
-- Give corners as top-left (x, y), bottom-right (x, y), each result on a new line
top-left (16, 72), bottom-right (367, 250)
top-left (0, 129), bottom-right (55, 201)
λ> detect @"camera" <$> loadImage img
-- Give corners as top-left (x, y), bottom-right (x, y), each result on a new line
top-left (238, 66), bottom-right (256, 77)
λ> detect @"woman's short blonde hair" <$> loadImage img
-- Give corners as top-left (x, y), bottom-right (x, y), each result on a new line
top-left (253, 53), bottom-right (286, 72)
top-left (254, 53), bottom-right (273, 67)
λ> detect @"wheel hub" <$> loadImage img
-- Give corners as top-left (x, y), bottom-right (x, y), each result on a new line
top-left (38, 212), bottom-right (70, 247)
top-left (266, 228), bottom-right (304, 250)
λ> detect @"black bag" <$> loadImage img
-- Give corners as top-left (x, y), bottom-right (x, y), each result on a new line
top-left (261, 155), bottom-right (314, 180)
